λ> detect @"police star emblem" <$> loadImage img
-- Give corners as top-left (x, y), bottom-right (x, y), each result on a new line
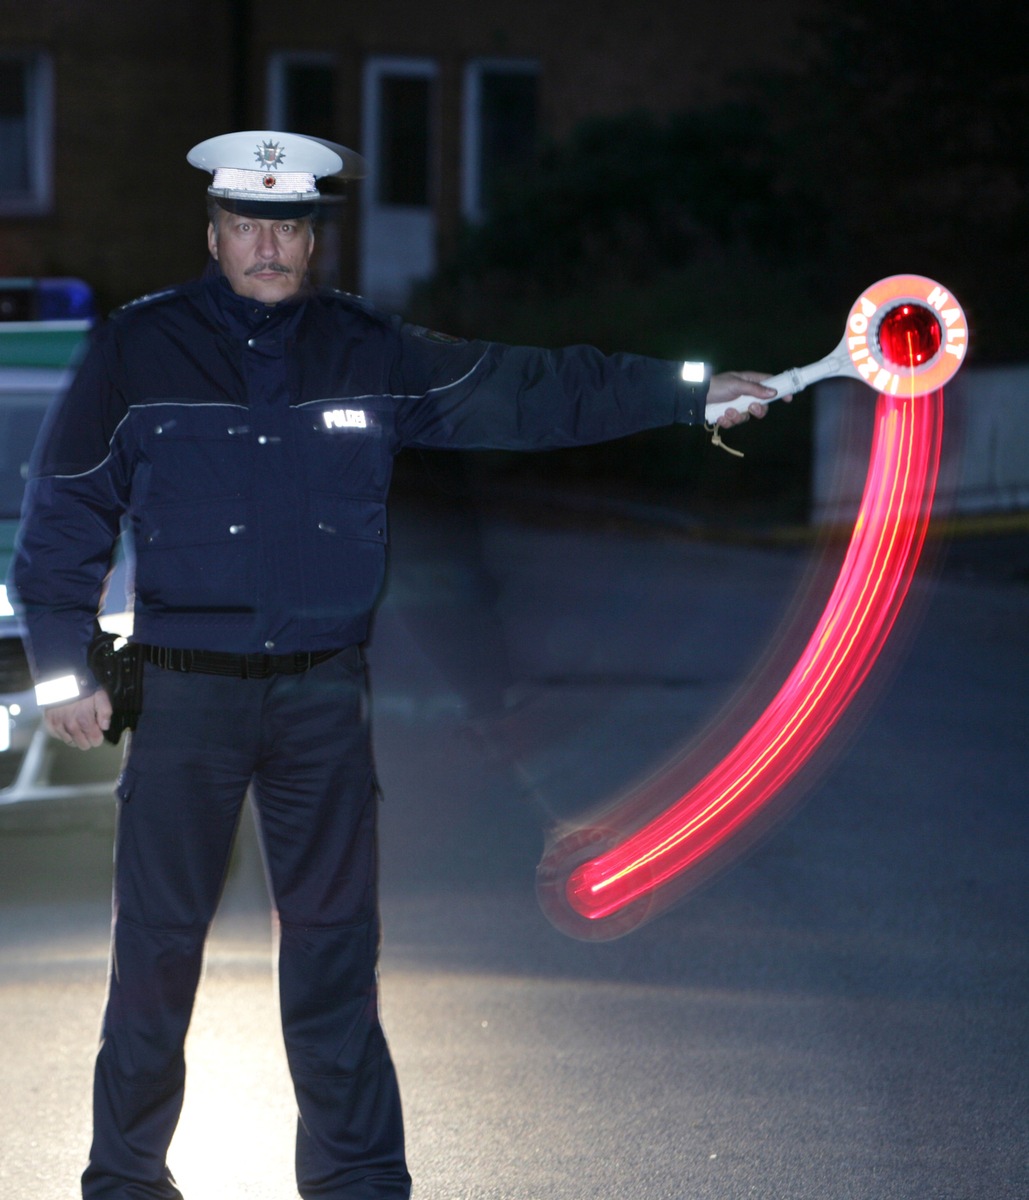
top-left (254, 139), bottom-right (286, 170)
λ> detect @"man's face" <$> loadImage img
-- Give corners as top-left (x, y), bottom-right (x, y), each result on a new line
top-left (207, 210), bottom-right (314, 304)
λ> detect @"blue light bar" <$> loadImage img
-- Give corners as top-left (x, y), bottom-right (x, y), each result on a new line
top-left (37, 278), bottom-right (95, 320)
top-left (0, 277), bottom-right (95, 322)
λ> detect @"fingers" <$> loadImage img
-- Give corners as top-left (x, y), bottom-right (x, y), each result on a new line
top-left (737, 371), bottom-right (778, 390)
top-left (725, 371), bottom-right (777, 398)
top-left (716, 401), bottom-right (767, 428)
top-left (706, 371), bottom-right (774, 423)
top-left (707, 370), bottom-right (791, 427)
top-left (94, 688), bottom-right (113, 732)
top-left (43, 692), bottom-right (110, 750)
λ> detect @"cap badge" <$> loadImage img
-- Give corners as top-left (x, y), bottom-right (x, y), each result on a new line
top-left (262, 175), bottom-right (277, 188)
top-left (254, 139), bottom-right (286, 170)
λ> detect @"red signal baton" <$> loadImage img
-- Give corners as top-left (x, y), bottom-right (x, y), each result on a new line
top-left (537, 275), bottom-right (968, 939)
top-left (704, 273), bottom-right (967, 421)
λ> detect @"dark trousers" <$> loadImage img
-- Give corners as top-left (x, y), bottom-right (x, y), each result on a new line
top-left (82, 647), bottom-right (411, 1199)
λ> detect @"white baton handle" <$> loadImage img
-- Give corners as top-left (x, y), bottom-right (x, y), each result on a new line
top-left (703, 348), bottom-right (853, 424)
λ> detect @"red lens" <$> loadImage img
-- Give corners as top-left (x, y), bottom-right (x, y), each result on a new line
top-left (877, 303), bottom-right (943, 370)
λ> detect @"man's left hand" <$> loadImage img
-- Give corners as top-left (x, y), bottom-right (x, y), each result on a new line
top-left (707, 371), bottom-right (793, 427)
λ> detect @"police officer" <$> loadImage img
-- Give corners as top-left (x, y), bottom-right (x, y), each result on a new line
top-left (11, 131), bottom-right (778, 1200)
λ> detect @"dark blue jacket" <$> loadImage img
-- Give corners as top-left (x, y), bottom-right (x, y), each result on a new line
top-left (12, 274), bottom-right (706, 687)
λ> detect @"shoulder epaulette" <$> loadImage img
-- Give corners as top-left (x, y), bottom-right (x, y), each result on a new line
top-left (109, 285), bottom-right (187, 321)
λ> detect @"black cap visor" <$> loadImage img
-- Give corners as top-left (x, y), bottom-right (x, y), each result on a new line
top-left (214, 196), bottom-right (317, 219)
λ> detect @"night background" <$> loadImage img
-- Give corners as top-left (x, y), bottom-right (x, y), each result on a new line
top-left (1, 3), bottom-right (1026, 1199)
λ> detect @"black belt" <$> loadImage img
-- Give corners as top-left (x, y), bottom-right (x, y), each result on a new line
top-left (142, 645), bottom-right (342, 679)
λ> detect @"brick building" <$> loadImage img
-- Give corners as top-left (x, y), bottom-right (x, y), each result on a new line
top-left (0, 0), bottom-right (814, 311)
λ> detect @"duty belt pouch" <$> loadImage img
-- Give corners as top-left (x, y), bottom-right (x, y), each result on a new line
top-left (88, 629), bottom-right (144, 745)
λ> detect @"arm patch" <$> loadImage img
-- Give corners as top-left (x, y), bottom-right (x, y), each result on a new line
top-left (408, 325), bottom-right (468, 346)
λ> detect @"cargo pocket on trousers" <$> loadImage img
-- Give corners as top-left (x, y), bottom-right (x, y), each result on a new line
top-left (116, 765), bottom-right (136, 806)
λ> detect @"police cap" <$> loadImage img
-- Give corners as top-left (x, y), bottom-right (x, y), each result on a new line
top-left (188, 130), bottom-right (366, 218)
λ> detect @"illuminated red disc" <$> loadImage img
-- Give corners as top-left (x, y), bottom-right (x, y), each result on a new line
top-left (877, 304), bottom-right (942, 369)
top-left (845, 274), bottom-right (967, 395)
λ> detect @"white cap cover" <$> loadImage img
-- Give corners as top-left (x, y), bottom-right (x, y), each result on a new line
top-left (188, 130), bottom-right (366, 215)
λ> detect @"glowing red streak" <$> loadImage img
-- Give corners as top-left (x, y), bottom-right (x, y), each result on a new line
top-left (564, 386), bottom-right (944, 923)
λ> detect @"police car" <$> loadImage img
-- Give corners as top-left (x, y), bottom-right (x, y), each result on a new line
top-left (0, 278), bottom-right (128, 807)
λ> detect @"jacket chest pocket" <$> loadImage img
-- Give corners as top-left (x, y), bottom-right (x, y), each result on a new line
top-left (135, 498), bottom-right (254, 614)
top-left (141, 409), bottom-right (253, 504)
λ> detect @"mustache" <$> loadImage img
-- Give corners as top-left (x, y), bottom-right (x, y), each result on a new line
top-left (245, 261), bottom-right (292, 276)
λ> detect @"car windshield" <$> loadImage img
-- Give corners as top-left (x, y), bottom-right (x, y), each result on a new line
top-left (0, 395), bottom-right (49, 519)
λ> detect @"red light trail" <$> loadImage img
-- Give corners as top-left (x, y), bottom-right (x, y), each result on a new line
top-left (537, 277), bottom-right (967, 938)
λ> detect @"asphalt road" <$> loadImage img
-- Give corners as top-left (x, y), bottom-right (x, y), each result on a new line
top-left (1, 492), bottom-right (1026, 1200)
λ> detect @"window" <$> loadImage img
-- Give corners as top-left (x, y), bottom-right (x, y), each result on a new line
top-left (462, 59), bottom-right (539, 222)
top-left (359, 58), bottom-right (438, 308)
top-left (374, 70), bottom-right (434, 208)
top-left (266, 52), bottom-right (337, 141)
top-left (0, 52), bottom-right (54, 217)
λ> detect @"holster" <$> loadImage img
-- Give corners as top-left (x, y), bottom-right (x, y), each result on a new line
top-left (87, 629), bottom-right (144, 745)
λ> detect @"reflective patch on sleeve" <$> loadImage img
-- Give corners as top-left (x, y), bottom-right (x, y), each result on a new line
top-left (35, 674), bottom-right (82, 706)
